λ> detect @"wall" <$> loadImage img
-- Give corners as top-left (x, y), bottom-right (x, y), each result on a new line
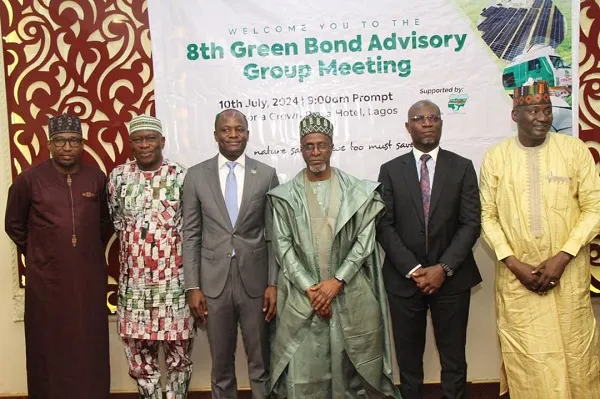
top-left (0, 0), bottom-right (599, 395)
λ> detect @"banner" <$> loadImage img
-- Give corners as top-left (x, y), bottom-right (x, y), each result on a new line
top-left (147, 0), bottom-right (575, 180)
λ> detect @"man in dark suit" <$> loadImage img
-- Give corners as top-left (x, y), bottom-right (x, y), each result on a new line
top-left (377, 100), bottom-right (482, 399)
top-left (183, 109), bottom-right (279, 398)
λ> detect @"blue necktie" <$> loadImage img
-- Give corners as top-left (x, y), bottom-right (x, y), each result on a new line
top-left (225, 161), bottom-right (238, 226)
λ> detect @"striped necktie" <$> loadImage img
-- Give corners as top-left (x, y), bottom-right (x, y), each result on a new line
top-left (420, 153), bottom-right (432, 223)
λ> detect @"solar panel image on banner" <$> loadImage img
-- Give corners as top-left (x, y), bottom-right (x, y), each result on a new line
top-left (480, 8), bottom-right (514, 43)
top-left (550, 6), bottom-right (565, 48)
top-left (531, 2), bottom-right (552, 46)
top-left (490, 9), bottom-right (526, 58)
top-left (503, 7), bottom-right (538, 60)
top-left (477, 0), bottom-right (566, 61)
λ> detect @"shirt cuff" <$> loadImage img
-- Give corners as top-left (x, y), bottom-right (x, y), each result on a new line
top-left (296, 274), bottom-right (316, 293)
top-left (494, 244), bottom-right (514, 262)
top-left (335, 261), bottom-right (358, 283)
top-left (561, 239), bottom-right (581, 258)
top-left (406, 264), bottom-right (422, 278)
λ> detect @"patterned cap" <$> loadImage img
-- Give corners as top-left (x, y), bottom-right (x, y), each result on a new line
top-left (129, 115), bottom-right (162, 135)
top-left (299, 113), bottom-right (333, 138)
top-left (48, 114), bottom-right (82, 136)
top-left (513, 80), bottom-right (551, 107)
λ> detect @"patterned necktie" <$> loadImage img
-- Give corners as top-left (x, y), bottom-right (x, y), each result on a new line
top-left (225, 161), bottom-right (238, 226)
top-left (420, 154), bottom-right (432, 223)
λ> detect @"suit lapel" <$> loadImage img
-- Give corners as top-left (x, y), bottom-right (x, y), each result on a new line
top-left (400, 153), bottom-right (425, 226)
top-left (206, 155), bottom-right (233, 229)
top-left (429, 149), bottom-right (450, 218)
top-left (235, 156), bottom-right (258, 229)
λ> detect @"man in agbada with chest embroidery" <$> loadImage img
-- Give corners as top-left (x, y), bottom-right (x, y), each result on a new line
top-left (480, 80), bottom-right (600, 398)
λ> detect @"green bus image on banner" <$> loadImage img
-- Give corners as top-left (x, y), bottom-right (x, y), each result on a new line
top-left (457, 0), bottom-right (574, 133)
top-left (502, 45), bottom-right (571, 95)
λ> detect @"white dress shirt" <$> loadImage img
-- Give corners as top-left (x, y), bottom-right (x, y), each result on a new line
top-left (413, 146), bottom-right (439, 185)
top-left (186, 153), bottom-right (246, 292)
top-left (218, 152), bottom-right (245, 209)
top-left (407, 146), bottom-right (440, 278)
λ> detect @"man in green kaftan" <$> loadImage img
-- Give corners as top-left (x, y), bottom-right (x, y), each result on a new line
top-left (267, 113), bottom-right (400, 398)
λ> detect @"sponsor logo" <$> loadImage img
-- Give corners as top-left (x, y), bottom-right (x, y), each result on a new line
top-left (448, 94), bottom-right (469, 112)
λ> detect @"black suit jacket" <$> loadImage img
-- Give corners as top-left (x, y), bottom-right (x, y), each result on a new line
top-left (377, 149), bottom-right (482, 297)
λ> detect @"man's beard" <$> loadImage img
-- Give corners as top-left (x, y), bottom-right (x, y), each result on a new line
top-left (308, 163), bottom-right (327, 173)
top-left (54, 158), bottom-right (77, 169)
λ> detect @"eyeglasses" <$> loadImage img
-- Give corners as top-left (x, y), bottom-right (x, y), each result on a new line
top-left (301, 143), bottom-right (331, 152)
top-left (409, 115), bottom-right (442, 124)
top-left (131, 136), bottom-right (160, 145)
top-left (50, 137), bottom-right (83, 148)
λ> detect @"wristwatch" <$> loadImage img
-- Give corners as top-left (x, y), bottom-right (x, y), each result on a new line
top-left (334, 275), bottom-right (346, 284)
top-left (440, 263), bottom-right (454, 277)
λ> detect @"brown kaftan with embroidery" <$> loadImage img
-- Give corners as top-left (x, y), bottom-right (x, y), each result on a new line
top-left (5, 159), bottom-right (112, 399)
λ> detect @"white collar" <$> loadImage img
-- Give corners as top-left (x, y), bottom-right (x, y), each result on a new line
top-left (218, 153), bottom-right (246, 168)
top-left (413, 146), bottom-right (440, 163)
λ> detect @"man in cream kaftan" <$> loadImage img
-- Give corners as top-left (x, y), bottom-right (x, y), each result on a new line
top-left (479, 81), bottom-right (600, 398)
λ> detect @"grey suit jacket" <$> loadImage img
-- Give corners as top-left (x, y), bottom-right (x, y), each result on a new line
top-left (182, 154), bottom-right (279, 298)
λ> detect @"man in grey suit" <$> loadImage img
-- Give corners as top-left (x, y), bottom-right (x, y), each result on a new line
top-left (183, 108), bottom-right (279, 398)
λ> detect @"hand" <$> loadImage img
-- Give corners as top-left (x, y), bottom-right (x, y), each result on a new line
top-left (262, 286), bottom-right (277, 322)
top-left (308, 279), bottom-right (344, 311)
top-left (306, 289), bottom-right (332, 319)
top-left (412, 265), bottom-right (445, 295)
top-left (531, 252), bottom-right (572, 293)
top-left (187, 289), bottom-right (208, 323)
top-left (410, 267), bottom-right (426, 291)
top-left (305, 288), bottom-right (328, 318)
top-left (503, 256), bottom-right (541, 293)
top-left (316, 304), bottom-right (332, 319)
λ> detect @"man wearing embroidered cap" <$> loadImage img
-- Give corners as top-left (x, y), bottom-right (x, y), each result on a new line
top-left (5, 113), bottom-right (112, 398)
top-left (108, 115), bottom-right (195, 399)
top-left (480, 80), bottom-right (600, 398)
top-left (267, 113), bottom-right (400, 398)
